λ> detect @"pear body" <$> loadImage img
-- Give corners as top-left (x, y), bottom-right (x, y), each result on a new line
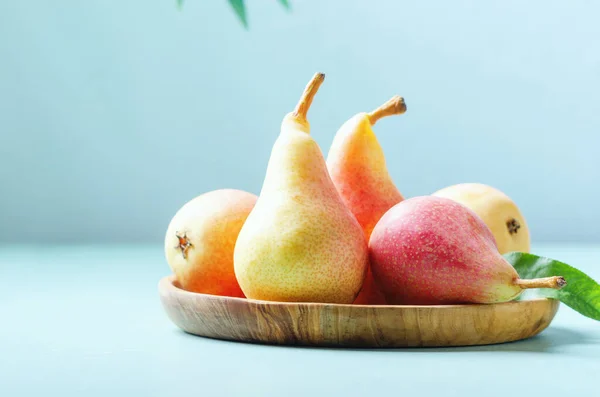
top-left (433, 183), bottom-right (530, 254)
top-left (369, 196), bottom-right (522, 305)
top-left (165, 189), bottom-right (257, 297)
top-left (326, 113), bottom-right (403, 304)
top-left (234, 117), bottom-right (368, 304)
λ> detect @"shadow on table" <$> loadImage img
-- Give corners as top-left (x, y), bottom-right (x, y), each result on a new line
top-left (318, 326), bottom-right (595, 353)
top-left (174, 326), bottom-right (595, 353)
top-left (292, 327), bottom-right (594, 353)
top-left (387, 326), bottom-right (592, 353)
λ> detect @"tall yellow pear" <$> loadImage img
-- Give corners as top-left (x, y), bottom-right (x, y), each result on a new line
top-left (234, 73), bottom-right (368, 303)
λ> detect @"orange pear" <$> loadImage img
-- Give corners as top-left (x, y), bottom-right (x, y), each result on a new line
top-left (326, 96), bottom-right (407, 304)
top-left (164, 189), bottom-right (257, 297)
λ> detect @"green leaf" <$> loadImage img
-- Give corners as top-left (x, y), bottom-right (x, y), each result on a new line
top-left (228, 0), bottom-right (248, 28)
top-left (278, 0), bottom-right (291, 10)
top-left (176, 0), bottom-right (184, 9)
top-left (504, 252), bottom-right (600, 321)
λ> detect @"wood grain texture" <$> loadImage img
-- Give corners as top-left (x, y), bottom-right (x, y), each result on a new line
top-left (159, 275), bottom-right (560, 348)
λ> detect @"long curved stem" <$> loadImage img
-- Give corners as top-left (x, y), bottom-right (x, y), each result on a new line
top-left (292, 72), bottom-right (325, 122)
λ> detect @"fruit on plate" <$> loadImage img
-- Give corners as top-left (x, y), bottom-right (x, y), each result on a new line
top-left (234, 73), bottom-right (369, 304)
top-left (369, 196), bottom-right (565, 305)
top-left (326, 95), bottom-right (407, 304)
top-left (326, 95), bottom-right (407, 238)
top-left (164, 189), bottom-right (257, 297)
top-left (432, 183), bottom-right (530, 254)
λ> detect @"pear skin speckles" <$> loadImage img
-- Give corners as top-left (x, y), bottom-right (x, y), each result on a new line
top-left (326, 114), bottom-right (404, 304)
top-left (233, 130), bottom-right (368, 304)
top-left (432, 183), bottom-right (531, 254)
top-left (369, 196), bottom-right (521, 305)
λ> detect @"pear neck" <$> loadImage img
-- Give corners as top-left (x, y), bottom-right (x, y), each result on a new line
top-left (281, 114), bottom-right (310, 134)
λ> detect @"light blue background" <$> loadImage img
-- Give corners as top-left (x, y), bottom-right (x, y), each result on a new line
top-left (1, 0), bottom-right (599, 244)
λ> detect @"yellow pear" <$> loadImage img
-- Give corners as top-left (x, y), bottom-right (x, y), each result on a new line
top-left (432, 183), bottom-right (530, 254)
top-left (233, 73), bottom-right (369, 303)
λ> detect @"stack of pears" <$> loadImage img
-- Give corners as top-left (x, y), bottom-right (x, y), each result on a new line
top-left (164, 72), bottom-right (566, 306)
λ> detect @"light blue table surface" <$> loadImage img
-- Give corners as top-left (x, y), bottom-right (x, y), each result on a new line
top-left (1, 244), bottom-right (598, 396)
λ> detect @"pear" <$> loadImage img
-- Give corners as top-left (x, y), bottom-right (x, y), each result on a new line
top-left (326, 96), bottom-right (407, 304)
top-left (433, 183), bottom-right (530, 254)
top-left (369, 196), bottom-right (565, 305)
top-left (165, 189), bottom-right (257, 297)
top-left (234, 73), bottom-right (369, 304)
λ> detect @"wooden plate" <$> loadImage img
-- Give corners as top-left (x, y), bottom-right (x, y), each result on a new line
top-left (158, 275), bottom-right (560, 348)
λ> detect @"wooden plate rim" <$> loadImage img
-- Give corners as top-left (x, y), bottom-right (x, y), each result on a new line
top-left (158, 274), bottom-right (557, 308)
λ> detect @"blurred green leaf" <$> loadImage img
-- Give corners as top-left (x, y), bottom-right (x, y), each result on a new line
top-left (228, 0), bottom-right (248, 28)
top-left (178, 0), bottom-right (290, 28)
top-left (278, 0), bottom-right (291, 10)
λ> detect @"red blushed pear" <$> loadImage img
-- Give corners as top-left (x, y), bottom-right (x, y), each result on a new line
top-left (368, 196), bottom-right (566, 305)
top-left (326, 96), bottom-right (407, 304)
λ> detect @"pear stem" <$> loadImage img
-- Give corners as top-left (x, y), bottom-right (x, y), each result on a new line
top-left (514, 276), bottom-right (567, 290)
top-left (292, 72), bottom-right (325, 122)
top-left (367, 95), bottom-right (407, 125)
